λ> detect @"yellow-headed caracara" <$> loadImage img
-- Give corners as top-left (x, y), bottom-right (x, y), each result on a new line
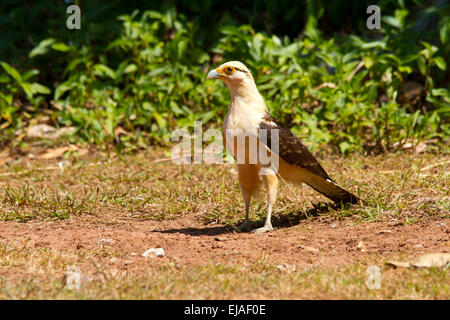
top-left (207, 61), bottom-right (359, 233)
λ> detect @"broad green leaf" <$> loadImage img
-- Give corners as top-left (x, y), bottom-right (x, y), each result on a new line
top-left (394, 9), bottom-right (408, 28)
top-left (439, 16), bottom-right (450, 44)
top-left (431, 88), bottom-right (450, 100)
top-left (20, 82), bottom-right (32, 98)
top-left (420, 41), bottom-right (438, 59)
top-left (4, 94), bottom-right (13, 105)
top-left (398, 65), bottom-right (412, 73)
top-left (55, 82), bottom-right (73, 100)
top-left (417, 56), bottom-right (427, 76)
top-left (123, 64), bottom-right (138, 74)
top-left (51, 42), bottom-right (71, 52)
top-left (434, 57), bottom-right (446, 71)
top-left (29, 38), bottom-right (56, 58)
top-left (94, 64), bottom-right (116, 80)
top-left (382, 16), bottom-right (401, 28)
top-left (31, 83), bottom-right (51, 95)
top-left (0, 62), bottom-right (22, 82)
top-left (364, 56), bottom-right (375, 69)
top-left (361, 41), bottom-right (386, 49)
top-left (153, 112), bottom-right (167, 129)
top-left (22, 69), bottom-right (40, 81)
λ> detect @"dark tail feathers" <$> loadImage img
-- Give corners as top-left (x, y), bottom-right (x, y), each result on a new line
top-left (304, 175), bottom-right (360, 205)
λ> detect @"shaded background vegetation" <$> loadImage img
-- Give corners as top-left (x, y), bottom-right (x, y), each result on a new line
top-left (0, 0), bottom-right (449, 155)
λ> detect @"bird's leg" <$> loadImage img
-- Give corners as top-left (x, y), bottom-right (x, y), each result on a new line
top-left (253, 172), bottom-right (278, 234)
top-left (238, 200), bottom-right (251, 232)
top-left (253, 203), bottom-right (273, 234)
top-left (237, 164), bottom-right (258, 232)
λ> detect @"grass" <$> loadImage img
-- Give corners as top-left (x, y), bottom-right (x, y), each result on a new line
top-left (0, 147), bottom-right (449, 299)
top-left (0, 242), bottom-right (448, 299)
top-left (0, 148), bottom-right (448, 225)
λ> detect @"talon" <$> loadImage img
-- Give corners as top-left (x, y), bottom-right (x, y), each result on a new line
top-left (252, 225), bottom-right (274, 234)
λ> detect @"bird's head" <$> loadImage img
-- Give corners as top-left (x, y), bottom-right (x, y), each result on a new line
top-left (207, 61), bottom-right (255, 88)
top-left (207, 61), bottom-right (264, 104)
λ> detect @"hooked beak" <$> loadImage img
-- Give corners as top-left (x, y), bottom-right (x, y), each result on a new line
top-left (207, 69), bottom-right (221, 80)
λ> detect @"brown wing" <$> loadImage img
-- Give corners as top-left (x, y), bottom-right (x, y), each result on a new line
top-left (258, 114), bottom-right (332, 181)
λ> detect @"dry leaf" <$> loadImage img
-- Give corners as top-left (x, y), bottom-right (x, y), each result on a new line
top-left (413, 253), bottom-right (450, 268)
top-left (276, 264), bottom-right (296, 272)
top-left (36, 145), bottom-right (86, 160)
top-left (27, 124), bottom-right (75, 140)
top-left (387, 253), bottom-right (450, 269)
top-left (298, 245), bottom-right (320, 253)
top-left (75, 148), bottom-right (89, 156)
top-left (114, 126), bottom-right (128, 137)
top-left (37, 146), bottom-right (70, 159)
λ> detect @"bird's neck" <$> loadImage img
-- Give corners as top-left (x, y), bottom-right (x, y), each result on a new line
top-left (227, 80), bottom-right (268, 114)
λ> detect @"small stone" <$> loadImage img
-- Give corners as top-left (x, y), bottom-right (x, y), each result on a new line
top-left (98, 238), bottom-right (114, 245)
top-left (142, 248), bottom-right (165, 258)
top-left (357, 241), bottom-right (366, 252)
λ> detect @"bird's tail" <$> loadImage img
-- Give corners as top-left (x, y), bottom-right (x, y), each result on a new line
top-left (303, 174), bottom-right (360, 205)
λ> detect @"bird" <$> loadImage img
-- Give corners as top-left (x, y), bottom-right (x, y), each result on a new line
top-left (207, 61), bottom-right (360, 233)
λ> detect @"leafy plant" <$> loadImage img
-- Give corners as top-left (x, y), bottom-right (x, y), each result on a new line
top-left (0, 62), bottom-right (50, 135)
top-left (0, 1), bottom-right (448, 154)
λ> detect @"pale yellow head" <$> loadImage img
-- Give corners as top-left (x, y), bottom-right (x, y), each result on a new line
top-left (207, 61), bottom-right (253, 80)
top-left (207, 61), bottom-right (258, 98)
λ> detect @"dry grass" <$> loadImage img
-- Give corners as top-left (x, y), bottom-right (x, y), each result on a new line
top-left (0, 148), bottom-right (449, 299)
top-left (0, 242), bottom-right (448, 299)
top-left (0, 149), bottom-right (448, 225)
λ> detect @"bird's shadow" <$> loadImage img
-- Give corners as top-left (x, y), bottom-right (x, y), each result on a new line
top-left (154, 225), bottom-right (234, 237)
top-left (153, 202), bottom-right (343, 236)
top-left (253, 201), bottom-right (341, 230)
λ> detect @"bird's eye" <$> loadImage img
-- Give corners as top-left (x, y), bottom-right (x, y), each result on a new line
top-left (225, 66), bottom-right (234, 74)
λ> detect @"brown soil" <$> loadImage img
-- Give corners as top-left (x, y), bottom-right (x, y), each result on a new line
top-left (0, 149), bottom-right (448, 290)
top-left (1, 211), bottom-right (448, 279)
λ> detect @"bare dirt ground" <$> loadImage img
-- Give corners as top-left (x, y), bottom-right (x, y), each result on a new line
top-left (1, 213), bottom-right (449, 272)
top-left (0, 147), bottom-right (448, 299)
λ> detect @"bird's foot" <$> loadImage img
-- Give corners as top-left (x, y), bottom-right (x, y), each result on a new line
top-left (251, 224), bottom-right (274, 234)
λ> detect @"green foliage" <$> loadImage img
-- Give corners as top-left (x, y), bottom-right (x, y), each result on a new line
top-left (0, 61), bottom-right (50, 139)
top-left (0, 1), bottom-right (448, 154)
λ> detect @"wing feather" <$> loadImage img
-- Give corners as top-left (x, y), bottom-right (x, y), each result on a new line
top-left (258, 114), bottom-right (331, 180)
